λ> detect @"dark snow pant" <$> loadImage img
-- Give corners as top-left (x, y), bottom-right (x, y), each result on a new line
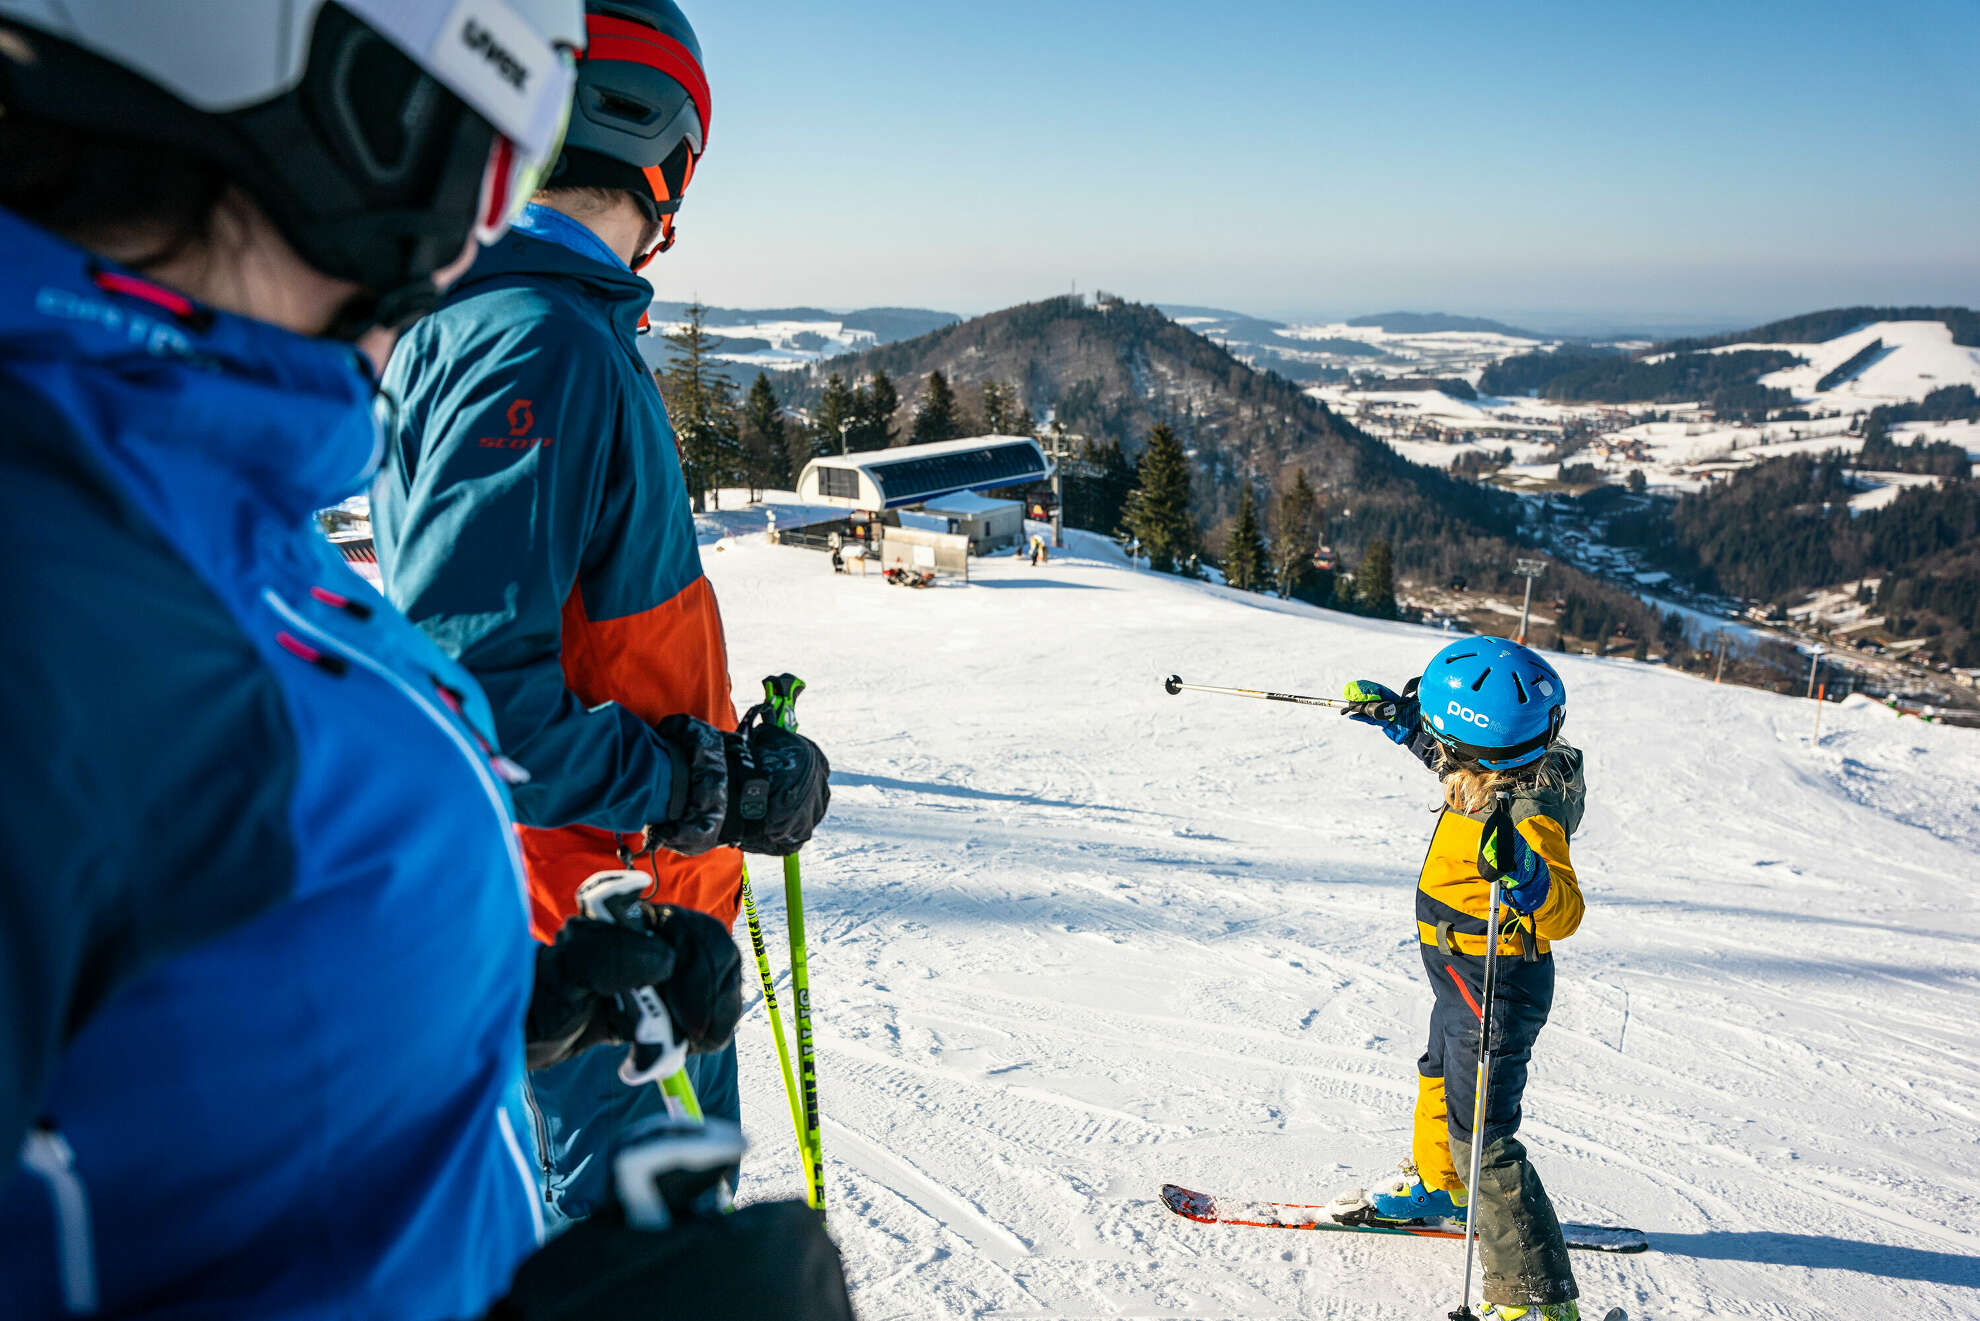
top-left (1421, 945), bottom-right (1577, 1307)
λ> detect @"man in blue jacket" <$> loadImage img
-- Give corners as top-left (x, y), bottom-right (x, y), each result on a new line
top-left (376, 0), bottom-right (831, 1222)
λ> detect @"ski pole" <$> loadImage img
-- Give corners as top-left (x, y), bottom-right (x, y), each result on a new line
top-left (1162, 674), bottom-right (1353, 709)
top-left (1451, 797), bottom-right (1509, 1321)
top-left (574, 871), bottom-right (703, 1122)
top-left (739, 860), bottom-right (814, 1196)
top-left (763, 673), bottom-right (826, 1217)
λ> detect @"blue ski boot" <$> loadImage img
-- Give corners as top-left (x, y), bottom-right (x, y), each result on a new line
top-left (1364, 1160), bottom-right (1467, 1224)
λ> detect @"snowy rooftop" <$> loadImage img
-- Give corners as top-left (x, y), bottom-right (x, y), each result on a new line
top-left (918, 491), bottom-right (1021, 516)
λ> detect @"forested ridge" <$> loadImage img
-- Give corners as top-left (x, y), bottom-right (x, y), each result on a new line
top-left (1607, 454), bottom-right (1980, 664)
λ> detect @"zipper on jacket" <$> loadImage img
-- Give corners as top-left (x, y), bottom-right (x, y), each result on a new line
top-left (260, 587), bottom-right (528, 907)
top-left (21, 1126), bottom-right (99, 1315)
top-left (521, 1076), bottom-right (557, 1187)
top-left (496, 1105), bottom-right (548, 1246)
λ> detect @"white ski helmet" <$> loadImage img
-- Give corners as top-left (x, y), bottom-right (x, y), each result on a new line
top-left (0, 0), bottom-right (585, 329)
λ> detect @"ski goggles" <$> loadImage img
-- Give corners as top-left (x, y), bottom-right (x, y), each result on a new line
top-left (473, 78), bottom-right (575, 244)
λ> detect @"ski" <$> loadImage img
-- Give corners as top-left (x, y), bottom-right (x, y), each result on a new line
top-left (1160, 1184), bottom-right (1648, 1254)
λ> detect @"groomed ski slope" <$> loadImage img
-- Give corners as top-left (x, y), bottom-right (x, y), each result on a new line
top-left (702, 527), bottom-right (1980, 1321)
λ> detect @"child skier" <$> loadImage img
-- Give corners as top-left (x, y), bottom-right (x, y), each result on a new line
top-left (1336, 636), bottom-right (1587, 1320)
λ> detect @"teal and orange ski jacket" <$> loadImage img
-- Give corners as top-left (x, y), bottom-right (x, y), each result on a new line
top-left (375, 218), bottom-right (742, 938)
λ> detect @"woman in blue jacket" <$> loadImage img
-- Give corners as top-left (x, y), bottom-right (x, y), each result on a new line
top-left (0, 5), bottom-right (844, 1319)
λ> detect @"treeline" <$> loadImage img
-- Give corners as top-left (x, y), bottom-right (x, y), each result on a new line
top-left (1478, 348), bottom-right (1626, 397)
top-left (1603, 453), bottom-right (1980, 660)
top-left (1876, 547), bottom-right (1980, 664)
top-left (1867, 383), bottom-right (1980, 428)
top-left (1478, 347), bottom-right (1800, 410)
top-left (1664, 306), bottom-right (1980, 352)
top-left (1858, 425), bottom-right (1971, 479)
top-left (1814, 338), bottom-right (1882, 391)
top-left (1118, 424), bottom-right (1404, 616)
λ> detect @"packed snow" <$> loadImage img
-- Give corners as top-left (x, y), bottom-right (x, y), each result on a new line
top-left (701, 526), bottom-right (1980, 1320)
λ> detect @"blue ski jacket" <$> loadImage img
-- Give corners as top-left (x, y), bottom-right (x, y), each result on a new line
top-left (0, 207), bottom-right (545, 1320)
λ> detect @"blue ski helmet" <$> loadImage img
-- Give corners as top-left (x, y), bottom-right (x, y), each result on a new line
top-left (1419, 637), bottom-right (1566, 771)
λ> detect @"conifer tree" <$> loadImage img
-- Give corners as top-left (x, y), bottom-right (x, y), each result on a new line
top-left (812, 372), bottom-right (856, 456)
top-left (657, 302), bottom-right (742, 512)
top-left (1223, 485), bottom-right (1267, 591)
top-left (1269, 468), bottom-right (1321, 600)
top-left (862, 369), bottom-right (900, 449)
top-left (1354, 537), bottom-right (1398, 619)
top-left (1121, 422), bottom-right (1196, 574)
top-left (740, 371), bottom-right (791, 499)
top-left (979, 380), bottom-right (1028, 436)
top-left (846, 371), bottom-right (898, 451)
top-left (911, 370), bottom-right (961, 445)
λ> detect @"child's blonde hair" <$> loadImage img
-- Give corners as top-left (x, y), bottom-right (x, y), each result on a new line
top-left (1437, 743), bottom-right (1566, 815)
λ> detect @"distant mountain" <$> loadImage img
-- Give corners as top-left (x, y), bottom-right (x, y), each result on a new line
top-left (1481, 306), bottom-right (1980, 408)
top-left (636, 302), bottom-right (961, 378)
top-left (1157, 304), bottom-right (1394, 382)
top-left (1662, 306), bottom-right (1980, 353)
top-left (645, 302), bottom-right (959, 341)
top-left (781, 293), bottom-right (1532, 564)
top-left (1345, 311), bottom-right (1546, 339)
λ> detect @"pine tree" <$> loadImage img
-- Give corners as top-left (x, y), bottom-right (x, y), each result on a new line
top-left (911, 370), bottom-right (961, 445)
top-left (1121, 422), bottom-right (1196, 574)
top-left (1223, 485), bottom-right (1268, 591)
top-left (1354, 538), bottom-right (1397, 619)
top-left (811, 372), bottom-right (856, 457)
top-left (862, 369), bottom-right (900, 449)
top-left (1061, 435), bottom-right (1135, 534)
top-left (740, 371), bottom-right (791, 500)
top-left (657, 302), bottom-right (742, 512)
top-left (979, 380), bottom-right (1028, 436)
top-left (1269, 468), bottom-right (1322, 600)
top-left (846, 371), bottom-right (898, 451)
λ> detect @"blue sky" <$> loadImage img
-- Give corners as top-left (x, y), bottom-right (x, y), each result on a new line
top-left (647, 1), bottom-right (1980, 332)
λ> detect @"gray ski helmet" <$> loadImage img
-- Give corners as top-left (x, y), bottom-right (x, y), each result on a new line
top-left (551, 0), bottom-right (707, 253)
top-left (0, 0), bottom-right (584, 329)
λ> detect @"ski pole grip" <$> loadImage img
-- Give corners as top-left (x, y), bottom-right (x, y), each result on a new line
top-left (762, 672), bottom-right (805, 732)
top-left (574, 871), bottom-right (688, 1086)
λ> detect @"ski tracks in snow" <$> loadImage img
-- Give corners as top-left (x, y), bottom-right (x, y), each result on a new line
top-left (709, 539), bottom-right (1980, 1320)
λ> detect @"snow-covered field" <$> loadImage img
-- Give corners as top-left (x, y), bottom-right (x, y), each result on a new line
top-left (703, 528), bottom-right (1980, 1320)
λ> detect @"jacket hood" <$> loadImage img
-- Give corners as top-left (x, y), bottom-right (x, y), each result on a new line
top-left (0, 206), bottom-right (382, 519)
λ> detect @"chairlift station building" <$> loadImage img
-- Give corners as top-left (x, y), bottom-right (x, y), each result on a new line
top-left (795, 435), bottom-right (1050, 554)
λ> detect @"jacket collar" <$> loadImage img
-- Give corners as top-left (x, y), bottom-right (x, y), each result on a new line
top-left (452, 223), bottom-right (654, 350)
top-left (0, 206), bottom-right (382, 519)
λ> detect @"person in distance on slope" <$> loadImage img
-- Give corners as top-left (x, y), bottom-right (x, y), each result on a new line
top-left (373, 0), bottom-right (831, 1223)
top-left (0, 3), bottom-right (846, 1318)
top-left (1336, 637), bottom-right (1586, 1321)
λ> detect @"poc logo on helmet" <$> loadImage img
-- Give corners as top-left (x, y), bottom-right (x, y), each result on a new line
top-left (1446, 699), bottom-right (1491, 728)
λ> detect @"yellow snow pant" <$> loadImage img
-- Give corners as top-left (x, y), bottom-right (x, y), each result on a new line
top-left (1411, 1073), bottom-right (1467, 1196)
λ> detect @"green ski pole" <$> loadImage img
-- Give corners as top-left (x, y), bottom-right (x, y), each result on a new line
top-left (739, 861), bottom-right (814, 1193)
top-left (762, 673), bottom-right (825, 1216)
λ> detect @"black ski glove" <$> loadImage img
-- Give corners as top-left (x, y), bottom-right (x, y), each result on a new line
top-left (721, 703), bottom-right (831, 856)
top-left (525, 904), bottom-right (743, 1071)
top-left (643, 711), bottom-right (831, 858)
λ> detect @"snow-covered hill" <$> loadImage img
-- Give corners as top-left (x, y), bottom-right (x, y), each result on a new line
top-left (704, 527), bottom-right (1980, 1320)
top-left (1734, 319), bottom-right (1980, 410)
